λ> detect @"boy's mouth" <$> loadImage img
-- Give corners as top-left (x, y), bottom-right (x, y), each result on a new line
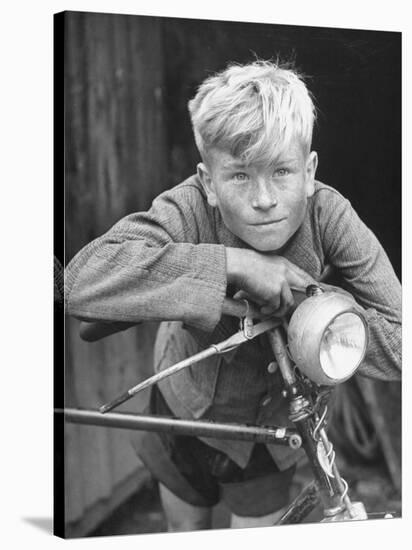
top-left (250, 218), bottom-right (287, 226)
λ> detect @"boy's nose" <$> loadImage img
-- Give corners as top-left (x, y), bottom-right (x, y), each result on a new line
top-left (251, 179), bottom-right (277, 210)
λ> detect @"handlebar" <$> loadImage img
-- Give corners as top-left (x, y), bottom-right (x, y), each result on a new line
top-left (79, 297), bottom-right (264, 342)
top-left (79, 291), bottom-right (312, 343)
top-left (78, 264), bottom-right (334, 342)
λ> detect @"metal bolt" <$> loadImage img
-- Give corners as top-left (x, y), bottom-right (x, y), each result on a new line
top-left (289, 434), bottom-right (302, 449)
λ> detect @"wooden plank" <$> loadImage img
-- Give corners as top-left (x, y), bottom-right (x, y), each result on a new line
top-left (64, 318), bottom-right (158, 527)
top-left (65, 467), bottom-right (151, 538)
top-left (63, 11), bottom-right (167, 533)
top-left (65, 11), bottom-right (167, 261)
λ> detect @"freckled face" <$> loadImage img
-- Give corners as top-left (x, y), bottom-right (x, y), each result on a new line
top-left (199, 140), bottom-right (318, 252)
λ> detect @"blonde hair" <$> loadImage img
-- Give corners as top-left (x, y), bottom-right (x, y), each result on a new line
top-left (188, 60), bottom-right (316, 166)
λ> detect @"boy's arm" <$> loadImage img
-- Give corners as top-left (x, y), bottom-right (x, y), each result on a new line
top-left (65, 185), bottom-right (227, 333)
top-left (319, 190), bottom-right (401, 381)
top-left (66, 181), bottom-right (318, 334)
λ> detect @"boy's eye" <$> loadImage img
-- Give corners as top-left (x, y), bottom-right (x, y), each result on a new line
top-left (233, 172), bottom-right (249, 182)
top-left (273, 168), bottom-right (290, 177)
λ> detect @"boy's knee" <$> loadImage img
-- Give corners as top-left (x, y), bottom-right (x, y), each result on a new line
top-left (167, 515), bottom-right (212, 532)
top-left (159, 483), bottom-right (212, 532)
top-left (230, 506), bottom-right (287, 529)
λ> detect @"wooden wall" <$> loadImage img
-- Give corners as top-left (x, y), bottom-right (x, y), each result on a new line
top-left (63, 11), bottom-right (166, 536)
top-left (65, 11), bottom-right (167, 259)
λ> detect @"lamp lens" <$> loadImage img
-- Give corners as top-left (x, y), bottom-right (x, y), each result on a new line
top-left (319, 312), bottom-right (366, 380)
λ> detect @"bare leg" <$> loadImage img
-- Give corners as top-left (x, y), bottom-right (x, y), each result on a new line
top-left (159, 483), bottom-right (213, 532)
top-left (230, 506), bottom-right (287, 529)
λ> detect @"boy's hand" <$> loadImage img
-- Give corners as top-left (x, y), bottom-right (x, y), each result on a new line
top-left (226, 248), bottom-right (316, 317)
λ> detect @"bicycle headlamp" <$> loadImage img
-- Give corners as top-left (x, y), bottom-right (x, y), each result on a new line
top-left (287, 289), bottom-right (368, 385)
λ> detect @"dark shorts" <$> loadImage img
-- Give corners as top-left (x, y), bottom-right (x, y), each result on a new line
top-left (132, 386), bottom-right (296, 517)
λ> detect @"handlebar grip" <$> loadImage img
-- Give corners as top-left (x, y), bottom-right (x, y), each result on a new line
top-left (79, 320), bottom-right (136, 342)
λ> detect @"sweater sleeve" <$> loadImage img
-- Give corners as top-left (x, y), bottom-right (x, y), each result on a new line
top-left (318, 188), bottom-right (401, 381)
top-left (65, 183), bottom-right (227, 333)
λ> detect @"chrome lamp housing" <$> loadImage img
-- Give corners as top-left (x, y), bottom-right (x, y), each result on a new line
top-left (287, 291), bottom-right (368, 386)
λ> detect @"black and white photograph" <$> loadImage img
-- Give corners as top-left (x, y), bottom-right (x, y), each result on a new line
top-left (53, 9), bottom-right (403, 541)
top-left (3, 0), bottom-right (412, 547)
top-left (53, 8), bottom-right (404, 540)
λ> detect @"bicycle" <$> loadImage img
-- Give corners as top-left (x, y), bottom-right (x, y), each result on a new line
top-left (58, 281), bottom-right (395, 525)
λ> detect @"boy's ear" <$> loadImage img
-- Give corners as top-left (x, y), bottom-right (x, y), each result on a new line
top-left (305, 151), bottom-right (318, 197)
top-left (197, 163), bottom-right (218, 207)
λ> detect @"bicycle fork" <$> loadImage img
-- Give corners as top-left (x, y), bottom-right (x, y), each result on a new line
top-left (267, 326), bottom-right (367, 522)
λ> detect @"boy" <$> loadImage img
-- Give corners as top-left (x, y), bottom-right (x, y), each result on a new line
top-left (65, 60), bottom-right (401, 531)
